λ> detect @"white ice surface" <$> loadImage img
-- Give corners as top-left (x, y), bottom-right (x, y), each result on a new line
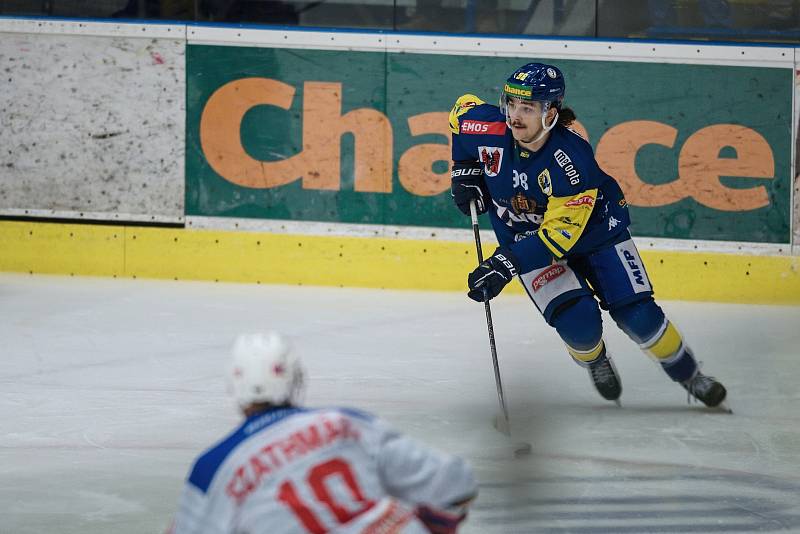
top-left (1, 273), bottom-right (799, 534)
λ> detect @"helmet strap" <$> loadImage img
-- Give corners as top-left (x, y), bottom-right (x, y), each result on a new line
top-left (528, 105), bottom-right (558, 145)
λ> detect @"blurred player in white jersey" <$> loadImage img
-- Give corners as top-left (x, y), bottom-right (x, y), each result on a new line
top-left (169, 332), bottom-right (477, 534)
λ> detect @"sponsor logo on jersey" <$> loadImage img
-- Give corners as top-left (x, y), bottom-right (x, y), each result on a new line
top-left (514, 229), bottom-right (538, 242)
top-left (623, 250), bottom-right (645, 286)
top-left (547, 67), bottom-right (557, 78)
top-left (614, 242), bottom-right (651, 293)
top-left (498, 204), bottom-right (543, 226)
top-left (531, 264), bottom-right (567, 292)
top-left (460, 120), bottom-right (506, 135)
top-left (537, 169), bottom-right (552, 196)
top-left (553, 149), bottom-right (581, 185)
top-left (622, 250), bottom-right (644, 286)
top-left (619, 198), bottom-right (628, 208)
top-left (478, 146), bottom-right (503, 177)
top-left (557, 216), bottom-right (581, 227)
top-left (565, 195), bottom-right (595, 208)
top-left (558, 228), bottom-right (572, 239)
top-left (511, 191), bottom-right (536, 214)
top-left (520, 150), bottom-right (530, 158)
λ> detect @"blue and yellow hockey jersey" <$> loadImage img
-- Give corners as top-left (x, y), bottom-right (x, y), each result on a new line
top-left (450, 94), bottom-right (631, 274)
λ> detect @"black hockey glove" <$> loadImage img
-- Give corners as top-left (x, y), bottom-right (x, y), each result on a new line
top-left (416, 504), bottom-right (468, 534)
top-left (467, 247), bottom-right (519, 302)
top-left (451, 160), bottom-right (489, 216)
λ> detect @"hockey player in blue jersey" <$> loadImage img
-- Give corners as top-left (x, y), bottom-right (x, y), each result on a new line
top-left (449, 62), bottom-right (728, 408)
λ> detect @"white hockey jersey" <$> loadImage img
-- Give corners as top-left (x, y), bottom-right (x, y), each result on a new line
top-left (170, 406), bottom-right (477, 534)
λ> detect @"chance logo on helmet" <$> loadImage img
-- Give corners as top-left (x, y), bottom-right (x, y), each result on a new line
top-left (500, 62), bottom-right (565, 108)
top-left (500, 62), bottom-right (566, 144)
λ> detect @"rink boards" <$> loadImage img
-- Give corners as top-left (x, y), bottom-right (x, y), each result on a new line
top-left (1, 219), bottom-right (798, 304)
top-left (1, 19), bottom-right (799, 304)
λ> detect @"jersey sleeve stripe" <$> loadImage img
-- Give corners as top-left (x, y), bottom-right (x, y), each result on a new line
top-left (188, 407), bottom-right (305, 493)
top-left (539, 230), bottom-right (566, 258)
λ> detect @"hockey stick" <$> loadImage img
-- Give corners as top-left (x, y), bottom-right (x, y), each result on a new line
top-left (469, 200), bottom-right (512, 436)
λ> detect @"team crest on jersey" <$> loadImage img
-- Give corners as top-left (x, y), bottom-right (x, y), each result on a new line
top-left (537, 168), bottom-right (552, 196)
top-left (511, 192), bottom-right (536, 215)
top-left (479, 146), bottom-right (503, 177)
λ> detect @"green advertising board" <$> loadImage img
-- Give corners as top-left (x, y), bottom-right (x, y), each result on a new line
top-left (186, 44), bottom-right (793, 243)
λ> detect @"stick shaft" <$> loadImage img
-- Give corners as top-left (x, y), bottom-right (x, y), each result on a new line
top-left (469, 201), bottom-right (511, 431)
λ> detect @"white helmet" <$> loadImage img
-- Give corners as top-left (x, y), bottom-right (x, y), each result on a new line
top-left (229, 332), bottom-right (305, 409)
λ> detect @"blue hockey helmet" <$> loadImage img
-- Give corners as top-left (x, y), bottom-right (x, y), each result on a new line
top-left (502, 63), bottom-right (565, 110)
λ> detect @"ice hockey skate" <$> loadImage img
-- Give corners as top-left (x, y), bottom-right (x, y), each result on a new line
top-left (682, 370), bottom-right (729, 411)
top-left (588, 352), bottom-right (622, 406)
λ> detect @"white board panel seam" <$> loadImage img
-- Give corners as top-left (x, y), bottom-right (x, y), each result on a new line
top-left (186, 27), bottom-right (794, 68)
top-left (0, 17), bottom-right (185, 39)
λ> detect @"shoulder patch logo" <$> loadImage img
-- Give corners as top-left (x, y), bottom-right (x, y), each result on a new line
top-left (537, 168), bottom-right (552, 196)
top-left (449, 93), bottom-right (485, 134)
top-left (479, 146), bottom-right (504, 177)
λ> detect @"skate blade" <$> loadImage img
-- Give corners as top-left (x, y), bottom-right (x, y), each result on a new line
top-left (715, 400), bottom-right (733, 414)
top-left (613, 399), bottom-right (622, 408)
top-left (492, 414), bottom-right (511, 436)
top-left (513, 442), bottom-right (532, 457)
